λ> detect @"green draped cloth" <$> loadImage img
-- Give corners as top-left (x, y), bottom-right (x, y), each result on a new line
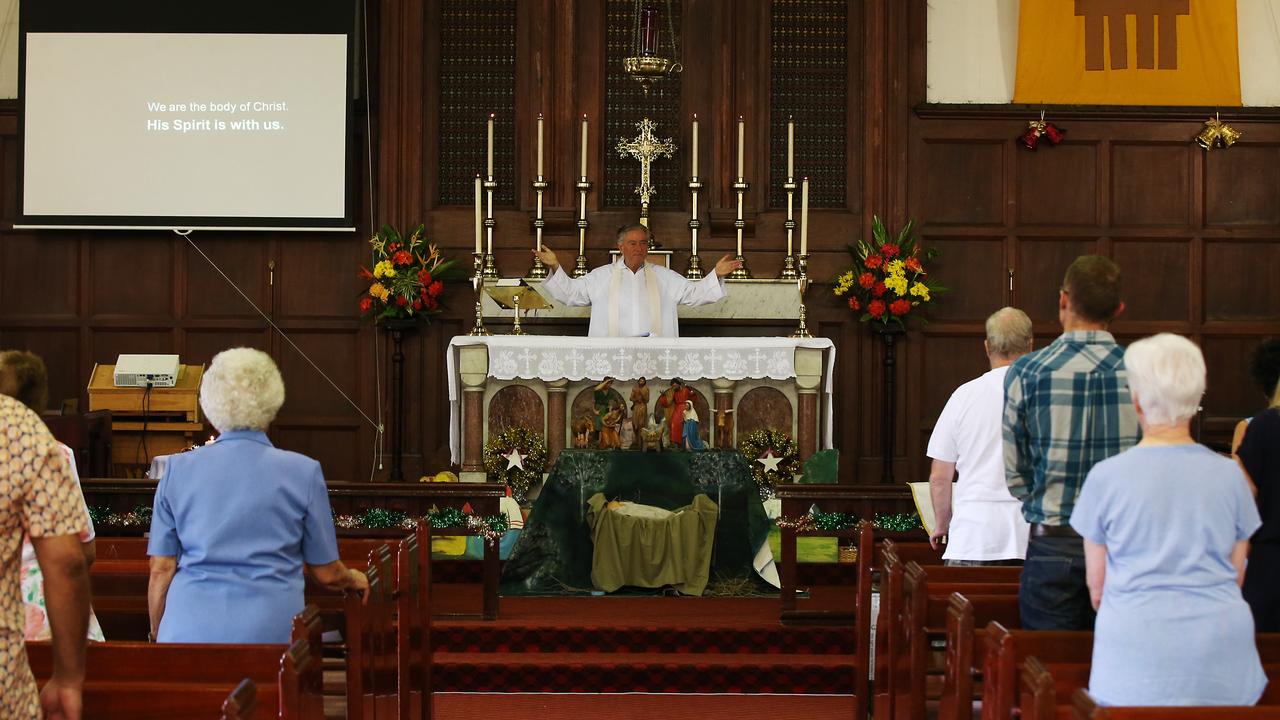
top-left (500, 449), bottom-right (772, 595)
top-left (586, 493), bottom-right (719, 595)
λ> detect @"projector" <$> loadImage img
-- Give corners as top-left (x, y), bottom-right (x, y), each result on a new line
top-left (113, 354), bottom-right (180, 388)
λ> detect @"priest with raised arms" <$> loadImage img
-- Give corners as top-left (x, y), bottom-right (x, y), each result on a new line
top-left (535, 224), bottom-right (742, 337)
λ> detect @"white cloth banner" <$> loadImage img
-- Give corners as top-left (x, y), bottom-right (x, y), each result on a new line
top-left (446, 335), bottom-right (836, 464)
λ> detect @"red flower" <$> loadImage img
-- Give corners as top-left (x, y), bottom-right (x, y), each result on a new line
top-left (418, 268), bottom-right (433, 284)
top-left (868, 300), bottom-right (886, 318)
top-left (412, 299), bottom-right (423, 311)
top-left (847, 297), bottom-right (861, 311)
top-left (904, 257), bottom-right (923, 274)
top-left (358, 296), bottom-right (373, 313)
top-left (890, 298), bottom-right (911, 316)
top-left (358, 266), bottom-right (374, 281)
top-left (395, 295), bottom-right (408, 307)
top-left (387, 242), bottom-right (400, 253)
top-left (393, 250), bottom-right (413, 266)
top-left (872, 282), bottom-right (887, 298)
top-left (426, 296), bottom-right (439, 310)
top-left (865, 255), bottom-right (884, 269)
top-left (881, 243), bottom-right (900, 258)
top-left (428, 280), bottom-right (444, 298)
top-left (858, 272), bottom-right (875, 289)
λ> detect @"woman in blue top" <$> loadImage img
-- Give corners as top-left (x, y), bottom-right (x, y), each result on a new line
top-left (1070, 333), bottom-right (1265, 706)
top-left (147, 348), bottom-right (368, 643)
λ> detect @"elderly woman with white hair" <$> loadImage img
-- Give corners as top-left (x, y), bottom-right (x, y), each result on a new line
top-left (1069, 333), bottom-right (1264, 706)
top-left (147, 348), bottom-right (368, 643)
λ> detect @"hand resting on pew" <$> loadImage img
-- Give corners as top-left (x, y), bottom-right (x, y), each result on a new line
top-left (308, 560), bottom-right (370, 603)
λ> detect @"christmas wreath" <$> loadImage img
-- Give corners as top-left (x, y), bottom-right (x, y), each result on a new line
top-left (483, 426), bottom-right (548, 502)
top-left (738, 429), bottom-right (800, 500)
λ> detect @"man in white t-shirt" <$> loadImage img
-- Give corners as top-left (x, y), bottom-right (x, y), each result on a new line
top-left (926, 307), bottom-right (1033, 565)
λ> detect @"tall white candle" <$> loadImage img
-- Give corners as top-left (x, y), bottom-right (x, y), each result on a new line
top-left (536, 113), bottom-right (544, 177)
top-left (800, 178), bottom-right (810, 256)
top-left (691, 113), bottom-right (699, 177)
top-left (486, 113), bottom-right (495, 178)
top-left (473, 175), bottom-right (482, 254)
top-left (787, 116), bottom-right (795, 178)
top-left (580, 114), bottom-right (589, 178)
top-left (486, 181), bottom-right (494, 256)
top-left (736, 116), bottom-right (745, 178)
top-left (691, 192), bottom-right (699, 256)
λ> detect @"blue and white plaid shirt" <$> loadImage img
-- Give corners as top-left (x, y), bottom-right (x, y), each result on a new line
top-left (1003, 331), bottom-right (1141, 526)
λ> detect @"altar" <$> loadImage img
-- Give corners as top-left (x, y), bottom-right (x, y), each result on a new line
top-left (446, 335), bottom-right (835, 479)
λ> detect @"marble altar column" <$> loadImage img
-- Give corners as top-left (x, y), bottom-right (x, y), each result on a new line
top-left (459, 345), bottom-right (490, 476)
top-left (795, 346), bottom-right (824, 462)
top-left (546, 378), bottom-right (568, 463)
top-left (712, 378), bottom-right (736, 448)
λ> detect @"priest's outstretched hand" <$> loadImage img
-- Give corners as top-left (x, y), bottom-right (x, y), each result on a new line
top-left (714, 254), bottom-right (742, 277)
top-left (534, 246), bottom-right (561, 269)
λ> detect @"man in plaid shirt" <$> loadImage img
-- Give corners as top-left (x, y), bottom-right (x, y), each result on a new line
top-left (1003, 255), bottom-right (1140, 630)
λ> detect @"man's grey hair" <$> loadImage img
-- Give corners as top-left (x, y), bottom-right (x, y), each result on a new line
top-left (615, 223), bottom-right (650, 245)
top-left (985, 307), bottom-right (1033, 358)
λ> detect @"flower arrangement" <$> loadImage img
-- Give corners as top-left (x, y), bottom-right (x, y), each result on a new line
top-left (359, 223), bottom-right (464, 321)
top-left (832, 216), bottom-right (943, 327)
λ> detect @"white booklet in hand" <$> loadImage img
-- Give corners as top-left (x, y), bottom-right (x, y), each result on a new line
top-left (907, 481), bottom-right (939, 537)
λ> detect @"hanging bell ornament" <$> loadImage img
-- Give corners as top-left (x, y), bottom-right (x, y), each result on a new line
top-left (1216, 121), bottom-right (1242, 148)
top-left (1041, 122), bottom-right (1066, 145)
top-left (1020, 120), bottom-right (1046, 151)
top-left (1195, 117), bottom-right (1224, 150)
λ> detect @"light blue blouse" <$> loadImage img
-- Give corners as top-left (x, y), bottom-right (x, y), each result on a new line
top-left (1071, 444), bottom-right (1265, 706)
top-left (147, 430), bottom-right (339, 643)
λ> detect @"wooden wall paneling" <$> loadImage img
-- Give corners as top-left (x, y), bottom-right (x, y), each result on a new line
top-left (423, 0), bottom-right (442, 213)
top-left (275, 424), bottom-right (364, 483)
top-left (1200, 334), bottom-right (1273, 438)
top-left (1014, 237), bottom-right (1100, 325)
top-left (183, 235), bottom-right (270, 320)
top-left (1204, 143), bottom-right (1280, 227)
top-left (915, 139), bottom-right (1005, 226)
top-left (912, 330), bottom-right (989, 458)
top-left (1203, 240), bottom-right (1280, 321)
top-left (1110, 142), bottom-right (1192, 227)
top-left (377, 0), bottom-right (426, 223)
top-left (920, 235), bottom-right (1007, 323)
top-left (1, 132), bottom-right (14, 222)
top-left (89, 236), bottom-right (175, 320)
top-left (1, 232), bottom-right (78, 318)
top-left (0, 328), bottom-right (80, 411)
top-left (1016, 142), bottom-right (1100, 227)
top-left (1110, 238), bottom-right (1192, 323)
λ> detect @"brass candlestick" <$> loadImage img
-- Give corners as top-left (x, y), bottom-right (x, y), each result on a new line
top-left (780, 177), bottom-right (799, 279)
top-left (467, 253), bottom-right (490, 336)
top-left (729, 177), bottom-right (751, 279)
top-left (790, 275), bottom-right (812, 339)
top-left (482, 176), bottom-right (500, 279)
top-left (685, 175), bottom-right (704, 279)
top-left (511, 291), bottom-right (525, 336)
top-left (528, 176), bottom-right (549, 278)
top-left (573, 175), bottom-right (592, 277)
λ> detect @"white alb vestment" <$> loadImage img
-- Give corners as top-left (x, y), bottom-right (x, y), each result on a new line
top-left (540, 258), bottom-right (727, 337)
top-left (926, 366), bottom-right (1030, 561)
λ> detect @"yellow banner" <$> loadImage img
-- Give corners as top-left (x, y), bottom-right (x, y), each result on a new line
top-left (1014, 0), bottom-right (1241, 106)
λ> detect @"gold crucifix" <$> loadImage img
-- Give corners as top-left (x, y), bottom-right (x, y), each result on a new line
top-left (616, 117), bottom-right (676, 227)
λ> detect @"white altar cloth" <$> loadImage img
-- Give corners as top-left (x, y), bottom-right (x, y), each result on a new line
top-left (446, 335), bottom-right (836, 464)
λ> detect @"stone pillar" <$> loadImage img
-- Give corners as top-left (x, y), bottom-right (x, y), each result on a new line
top-left (795, 346), bottom-right (824, 462)
top-left (712, 378), bottom-right (736, 448)
top-left (459, 345), bottom-right (489, 478)
top-left (545, 379), bottom-right (568, 464)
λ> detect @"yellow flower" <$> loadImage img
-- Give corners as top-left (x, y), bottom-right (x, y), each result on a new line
top-left (910, 282), bottom-right (931, 302)
top-left (885, 259), bottom-right (906, 278)
top-left (884, 274), bottom-right (908, 296)
top-left (369, 282), bottom-right (390, 302)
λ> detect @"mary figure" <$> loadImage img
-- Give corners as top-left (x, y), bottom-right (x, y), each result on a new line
top-left (682, 400), bottom-right (706, 451)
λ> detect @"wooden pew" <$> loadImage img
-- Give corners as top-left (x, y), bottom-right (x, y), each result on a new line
top-left (27, 643), bottom-right (283, 720)
top-left (1070, 688), bottom-right (1280, 720)
top-left (279, 637), bottom-right (325, 720)
top-left (874, 543), bottom-right (945, 720)
top-left (220, 678), bottom-right (258, 720)
top-left (938, 593), bottom-right (1020, 720)
top-left (896, 562), bottom-right (1021, 720)
top-left (981, 622), bottom-right (1094, 720)
top-left (395, 523), bottom-right (432, 720)
top-left (345, 544), bottom-right (396, 720)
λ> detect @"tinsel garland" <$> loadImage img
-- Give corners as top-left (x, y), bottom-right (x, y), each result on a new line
top-left (331, 507), bottom-right (510, 545)
top-left (737, 429), bottom-right (800, 500)
top-left (774, 510), bottom-right (922, 533)
top-left (482, 426), bottom-right (548, 502)
top-left (87, 505), bottom-right (153, 529)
